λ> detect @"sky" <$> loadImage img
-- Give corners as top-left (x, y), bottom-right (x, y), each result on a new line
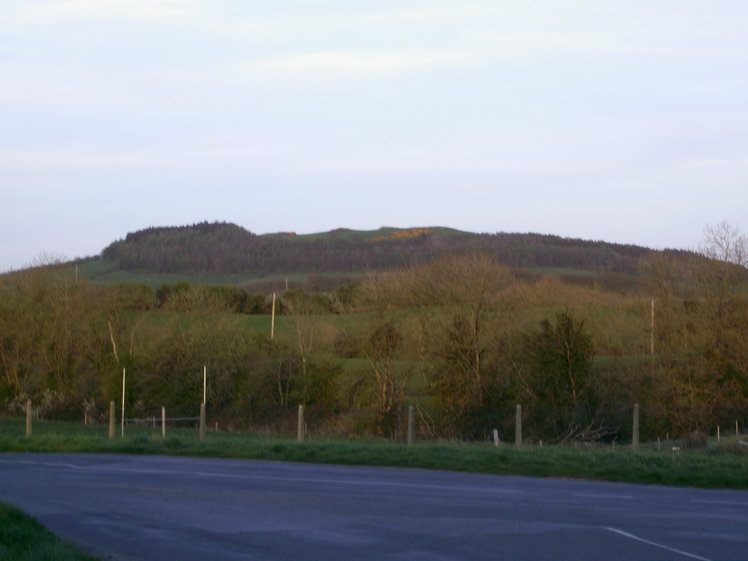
top-left (1, 0), bottom-right (747, 271)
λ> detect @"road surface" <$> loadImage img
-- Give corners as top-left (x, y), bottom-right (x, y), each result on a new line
top-left (0, 453), bottom-right (746, 560)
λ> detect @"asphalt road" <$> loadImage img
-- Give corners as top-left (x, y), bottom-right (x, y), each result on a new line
top-left (0, 453), bottom-right (747, 561)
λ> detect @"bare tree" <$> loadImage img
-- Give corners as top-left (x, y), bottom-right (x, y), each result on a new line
top-left (638, 222), bottom-right (748, 433)
top-left (701, 221), bottom-right (747, 267)
top-left (403, 253), bottom-right (513, 436)
top-left (355, 272), bottom-right (416, 436)
top-left (411, 253), bottom-right (512, 388)
top-left (697, 222), bottom-right (748, 400)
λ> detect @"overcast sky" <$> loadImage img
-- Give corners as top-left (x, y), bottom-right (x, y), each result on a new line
top-left (2, 1), bottom-right (747, 271)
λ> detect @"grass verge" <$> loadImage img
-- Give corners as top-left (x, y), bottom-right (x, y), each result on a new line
top-left (0, 502), bottom-right (99, 561)
top-left (1, 417), bottom-right (747, 489)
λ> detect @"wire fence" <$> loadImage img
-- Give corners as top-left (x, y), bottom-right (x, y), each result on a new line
top-left (94, 403), bottom-right (748, 445)
top-left (11, 397), bottom-right (748, 446)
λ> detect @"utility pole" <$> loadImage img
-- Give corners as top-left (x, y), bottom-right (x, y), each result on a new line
top-left (650, 299), bottom-right (655, 356)
top-left (121, 368), bottom-right (126, 437)
top-left (271, 293), bottom-right (276, 340)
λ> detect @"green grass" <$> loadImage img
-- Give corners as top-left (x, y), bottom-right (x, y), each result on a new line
top-left (2, 417), bottom-right (747, 489)
top-left (76, 258), bottom-right (363, 289)
top-left (78, 261), bottom-right (280, 288)
top-left (266, 226), bottom-right (468, 242)
top-left (0, 502), bottom-right (99, 561)
top-left (530, 267), bottom-right (595, 277)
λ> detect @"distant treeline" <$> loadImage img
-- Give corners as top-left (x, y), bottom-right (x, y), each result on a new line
top-left (100, 222), bottom-right (655, 275)
top-left (113, 281), bottom-right (329, 315)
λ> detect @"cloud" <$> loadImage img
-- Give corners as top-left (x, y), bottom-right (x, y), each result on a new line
top-left (16, 0), bottom-right (200, 20)
top-left (245, 30), bottom-right (595, 79)
top-left (303, 153), bottom-right (624, 177)
top-left (0, 145), bottom-right (291, 169)
top-left (0, 64), bottom-right (123, 107)
top-left (232, 51), bottom-right (467, 80)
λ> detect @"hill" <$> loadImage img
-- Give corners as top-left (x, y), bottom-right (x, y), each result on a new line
top-left (2, 221), bottom-right (745, 443)
top-left (92, 222), bottom-right (657, 288)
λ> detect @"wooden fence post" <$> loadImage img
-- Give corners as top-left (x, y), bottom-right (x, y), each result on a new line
top-left (632, 404), bottom-right (640, 450)
top-left (515, 404), bottom-right (522, 447)
top-left (108, 401), bottom-right (115, 439)
top-left (199, 403), bottom-right (206, 442)
top-left (297, 405), bottom-right (305, 443)
top-left (407, 405), bottom-right (414, 446)
top-left (25, 400), bottom-right (32, 437)
top-left (120, 368), bottom-right (126, 438)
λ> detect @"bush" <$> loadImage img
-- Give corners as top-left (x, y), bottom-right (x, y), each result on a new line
top-left (680, 430), bottom-right (708, 449)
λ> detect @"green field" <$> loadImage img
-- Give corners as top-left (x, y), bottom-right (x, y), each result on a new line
top-left (75, 254), bottom-right (599, 290)
top-left (76, 259), bottom-right (334, 289)
top-left (2, 418), bottom-right (747, 489)
top-left (263, 226), bottom-right (468, 242)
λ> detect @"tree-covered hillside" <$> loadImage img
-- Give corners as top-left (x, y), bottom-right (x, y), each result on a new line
top-left (100, 221), bottom-right (653, 276)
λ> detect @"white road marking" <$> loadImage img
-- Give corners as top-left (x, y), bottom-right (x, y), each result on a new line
top-left (189, 470), bottom-right (525, 494)
top-left (605, 527), bottom-right (711, 561)
top-left (0, 458), bottom-right (81, 469)
top-left (690, 499), bottom-right (748, 507)
top-left (572, 493), bottom-right (632, 500)
top-left (0, 458), bottom-right (523, 495)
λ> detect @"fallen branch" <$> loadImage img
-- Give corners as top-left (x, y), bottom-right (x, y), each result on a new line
top-left (548, 417), bottom-right (616, 445)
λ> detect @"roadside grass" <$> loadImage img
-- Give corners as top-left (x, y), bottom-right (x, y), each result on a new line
top-left (1, 417), bottom-right (747, 489)
top-left (0, 502), bottom-right (99, 561)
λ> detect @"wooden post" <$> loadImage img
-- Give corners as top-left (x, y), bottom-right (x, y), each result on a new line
top-left (199, 403), bottom-right (206, 441)
top-left (25, 400), bottom-right (32, 437)
top-left (121, 367), bottom-right (126, 437)
top-left (632, 404), bottom-right (640, 450)
top-left (650, 299), bottom-right (655, 355)
top-left (717, 425), bottom-right (720, 442)
top-left (108, 401), bottom-right (115, 440)
top-left (407, 405), bottom-right (414, 446)
top-left (297, 404), bottom-right (305, 443)
top-left (271, 293), bottom-right (276, 340)
top-left (515, 404), bottom-right (522, 447)
top-left (161, 406), bottom-right (166, 438)
top-left (493, 429), bottom-right (500, 447)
